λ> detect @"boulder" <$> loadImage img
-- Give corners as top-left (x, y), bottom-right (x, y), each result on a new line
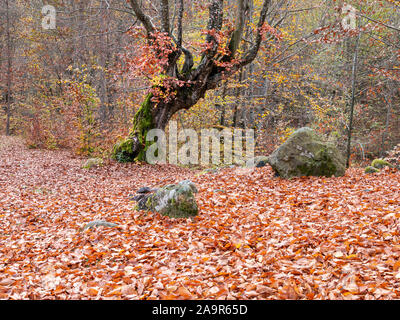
top-left (82, 158), bottom-right (103, 169)
top-left (385, 144), bottom-right (400, 169)
top-left (131, 187), bottom-right (158, 210)
top-left (267, 127), bottom-right (346, 179)
top-left (133, 180), bottom-right (198, 218)
top-left (247, 156), bottom-right (269, 168)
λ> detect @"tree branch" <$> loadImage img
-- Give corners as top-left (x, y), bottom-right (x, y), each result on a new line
top-left (240, 0), bottom-right (271, 67)
top-left (228, 0), bottom-right (249, 56)
top-left (160, 0), bottom-right (170, 34)
top-left (205, 0), bottom-right (224, 48)
top-left (189, 0), bottom-right (224, 81)
top-left (357, 12), bottom-right (400, 33)
top-left (129, 0), bottom-right (155, 35)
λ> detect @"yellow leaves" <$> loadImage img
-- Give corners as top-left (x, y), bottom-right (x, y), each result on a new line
top-left (277, 127), bottom-right (295, 144)
top-left (150, 74), bottom-right (168, 87)
top-left (274, 73), bottom-right (288, 85)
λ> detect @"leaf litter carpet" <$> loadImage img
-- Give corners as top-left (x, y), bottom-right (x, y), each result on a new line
top-left (1, 137), bottom-right (400, 299)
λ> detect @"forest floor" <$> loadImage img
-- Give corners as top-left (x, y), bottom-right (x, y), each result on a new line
top-left (1, 136), bottom-right (400, 299)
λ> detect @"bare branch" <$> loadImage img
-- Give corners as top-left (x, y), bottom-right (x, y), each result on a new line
top-left (129, 0), bottom-right (155, 35)
top-left (357, 12), bottom-right (400, 33)
top-left (367, 33), bottom-right (400, 50)
top-left (190, 0), bottom-right (224, 80)
top-left (240, 0), bottom-right (271, 66)
top-left (228, 0), bottom-right (249, 56)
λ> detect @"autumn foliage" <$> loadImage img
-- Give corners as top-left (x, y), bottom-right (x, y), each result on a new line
top-left (0, 0), bottom-right (400, 302)
top-left (1, 136), bottom-right (400, 299)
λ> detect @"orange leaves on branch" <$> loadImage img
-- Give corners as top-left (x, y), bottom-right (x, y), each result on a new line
top-left (260, 23), bottom-right (283, 42)
top-left (123, 28), bottom-right (178, 80)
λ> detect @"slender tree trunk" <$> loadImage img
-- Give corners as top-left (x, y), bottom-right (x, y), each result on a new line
top-left (346, 32), bottom-right (361, 168)
top-left (219, 82), bottom-right (228, 126)
top-left (381, 89), bottom-right (392, 157)
top-left (233, 69), bottom-right (243, 127)
top-left (5, 0), bottom-right (12, 136)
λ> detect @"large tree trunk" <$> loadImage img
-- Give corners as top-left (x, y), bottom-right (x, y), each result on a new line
top-left (112, 86), bottom-right (202, 162)
top-left (113, 93), bottom-right (159, 162)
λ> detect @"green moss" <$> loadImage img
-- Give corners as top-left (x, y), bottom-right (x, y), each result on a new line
top-left (365, 166), bottom-right (379, 174)
top-left (132, 93), bottom-right (155, 162)
top-left (159, 194), bottom-right (198, 219)
top-left (112, 138), bottom-right (135, 163)
top-left (314, 146), bottom-right (337, 175)
top-left (112, 93), bottom-right (155, 162)
top-left (133, 94), bottom-right (153, 138)
top-left (371, 158), bottom-right (392, 169)
top-left (295, 146), bottom-right (337, 177)
top-left (137, 182), bottom-right (198, 218)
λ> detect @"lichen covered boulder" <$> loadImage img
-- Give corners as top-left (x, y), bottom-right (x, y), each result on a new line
top-left (267, 127), bottom-right (346, 179)
top-left (134, 180), bottom-right (199, 218)
top-left (82, 158), bottom-right (103, 169)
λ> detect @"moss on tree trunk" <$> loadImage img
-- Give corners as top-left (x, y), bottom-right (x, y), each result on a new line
top-left (112, 93), bottom-right (155, 162)
top-left (132, 93), bottom-right (155, 161)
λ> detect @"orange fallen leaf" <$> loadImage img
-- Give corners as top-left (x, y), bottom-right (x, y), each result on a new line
top-left (87, 288), bottom-right (98, 296)
top-left (177, 286), bottom-right (192, 299)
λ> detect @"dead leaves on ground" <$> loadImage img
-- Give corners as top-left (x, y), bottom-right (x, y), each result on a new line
top-left (1, 137), bottom-right (400, 299)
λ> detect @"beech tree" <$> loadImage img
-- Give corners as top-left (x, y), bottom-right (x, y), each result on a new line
top-left (0, 0), bottom-right (15, 136)
top-left (112, 0), bottom-right (288, 162)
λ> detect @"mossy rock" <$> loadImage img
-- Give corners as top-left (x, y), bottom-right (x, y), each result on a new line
top-left (267, 127), bottom-right (346, 179)
top-left (138, 180), bottom-right (199, 218)
top-left (365, 166), bottom-right (379, 174)
top-left (82, 158), bottom-right (104, 169)
top-left (371, 159), bottom-right (392, 169)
